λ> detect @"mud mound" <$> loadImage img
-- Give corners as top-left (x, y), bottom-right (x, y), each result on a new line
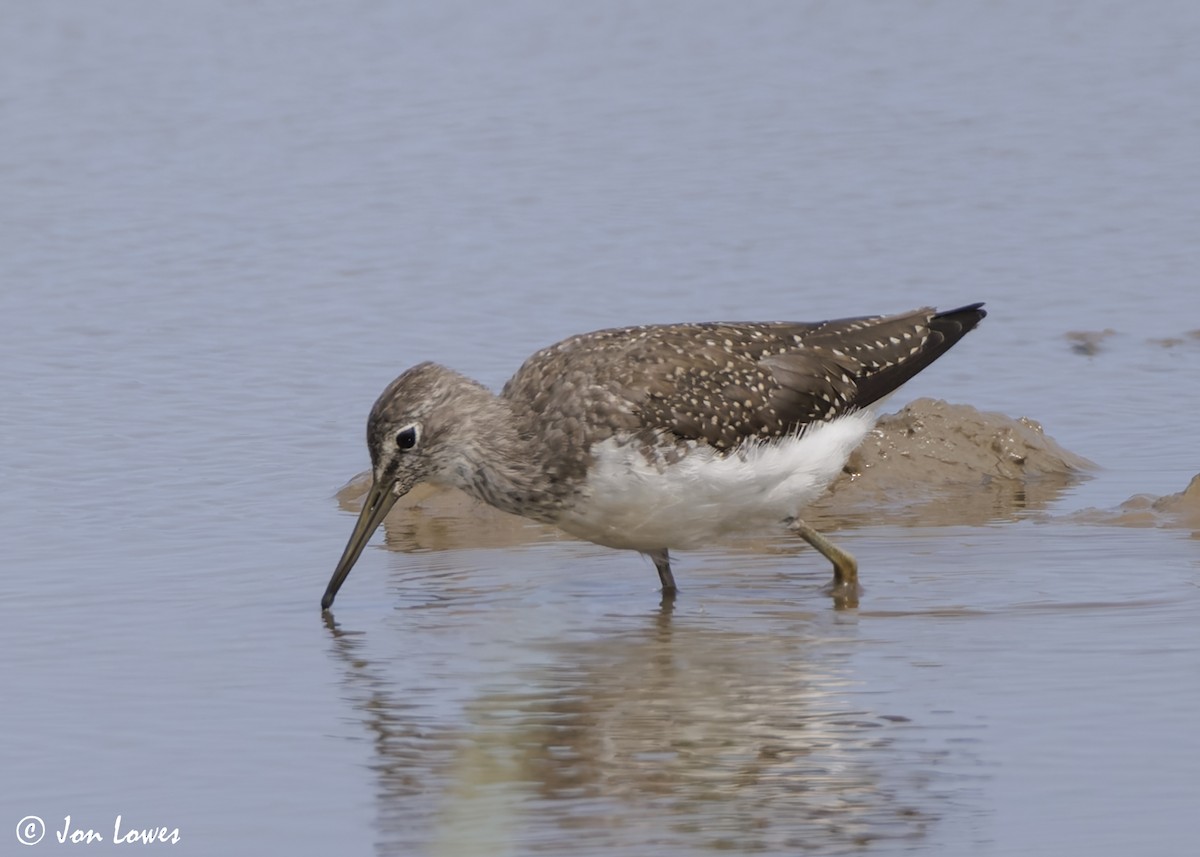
top-left (336, 398), bottom-right (1093, 550)
top-left (1065, 329), bottom-right (1117, 355)
top-left (809, 399), bottom-right (1093, 527)
top-left (1067, 474), bottom-right (1200, 533)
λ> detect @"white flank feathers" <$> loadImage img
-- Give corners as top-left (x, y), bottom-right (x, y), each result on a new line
top-left (556, 410), bottom-right (876, 551)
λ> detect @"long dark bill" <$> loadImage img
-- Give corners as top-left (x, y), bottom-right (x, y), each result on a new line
top-left (321, 478), bottom-right (401, 611)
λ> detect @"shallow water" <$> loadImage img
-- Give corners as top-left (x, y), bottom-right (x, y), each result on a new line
top-left (3, 1), bottom-right (1199, 855)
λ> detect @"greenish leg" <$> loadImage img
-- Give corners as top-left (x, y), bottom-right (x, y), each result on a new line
top-left (789, 520), bottom-right (860, 608)
top-left (648, 548), bottom-right (677, 595)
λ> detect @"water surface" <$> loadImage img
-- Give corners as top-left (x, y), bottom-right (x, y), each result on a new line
top-left (2, 2), bottom-right (1198, 855)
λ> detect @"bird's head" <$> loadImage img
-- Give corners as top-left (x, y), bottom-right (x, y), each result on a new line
top-left (321, 362), bottom-right (480, 611)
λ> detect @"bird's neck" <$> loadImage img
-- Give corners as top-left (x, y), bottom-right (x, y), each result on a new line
top-left (435, 387), bottom-right (564, 522)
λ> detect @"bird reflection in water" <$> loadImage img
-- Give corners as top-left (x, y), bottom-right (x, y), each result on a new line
top-left (322, 596), bottom-right (979, 855)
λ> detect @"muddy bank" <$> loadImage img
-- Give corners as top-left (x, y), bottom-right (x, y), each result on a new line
top-left (1067, 473), bottom-right (1200, 534)
top-left (336, 398), bottom-right (1094, 551)
top-left (1064, 327), bottom-right (1200, 354)
top-left (809, 398), bottom-right (1093, 528)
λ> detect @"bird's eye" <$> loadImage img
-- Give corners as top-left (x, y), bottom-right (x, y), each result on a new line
top-left (395, 425), bottom-right (419, 451)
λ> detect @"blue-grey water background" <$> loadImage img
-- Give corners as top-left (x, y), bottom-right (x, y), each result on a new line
top-left (2, 1), bottom-right (1199, 855)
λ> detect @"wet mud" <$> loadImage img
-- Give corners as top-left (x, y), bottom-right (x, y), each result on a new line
top-left (812, 398), bottom-right (1093, 527)
top-left (1065, 329), bottom-right (1117, 356)
top-left (1067, 473), bottom-right (1200, 534)
top-left (336, 398), bottom-right (1098, 550)
top-left (1066, 326), bottom-right (1200, 354)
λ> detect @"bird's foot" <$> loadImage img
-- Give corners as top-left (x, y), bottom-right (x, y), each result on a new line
top-left (823, 577), bottom-right (862, 610)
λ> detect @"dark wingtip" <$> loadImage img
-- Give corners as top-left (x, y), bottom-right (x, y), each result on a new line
top-left (928, 302), bottom-right (987, 350)
top-left (934, 302), bottom-right (987, 330)
top-left (843, 302), bottom-right (986, 410)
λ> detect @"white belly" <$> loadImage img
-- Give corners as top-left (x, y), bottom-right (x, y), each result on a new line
top-left (555, 411), bottom-right (876, 552)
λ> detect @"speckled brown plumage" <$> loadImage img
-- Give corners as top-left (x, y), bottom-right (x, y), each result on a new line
top-left (322, 303), bottom-right (985, 612)
top-left (502, 303), bottom-right (985, 461)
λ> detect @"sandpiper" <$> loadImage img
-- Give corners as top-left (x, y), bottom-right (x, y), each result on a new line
top-left (322, 303), bottom-right (985, 610)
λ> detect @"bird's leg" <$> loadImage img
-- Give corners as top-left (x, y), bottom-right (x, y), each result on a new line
top-left (788, 519), bottom-right (860, 608)
top-left (647, 548), bottom-right (677, 596)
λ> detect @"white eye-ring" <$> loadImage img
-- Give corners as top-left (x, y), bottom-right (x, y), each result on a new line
top-left (395, 424), bottom-right (420, 451)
